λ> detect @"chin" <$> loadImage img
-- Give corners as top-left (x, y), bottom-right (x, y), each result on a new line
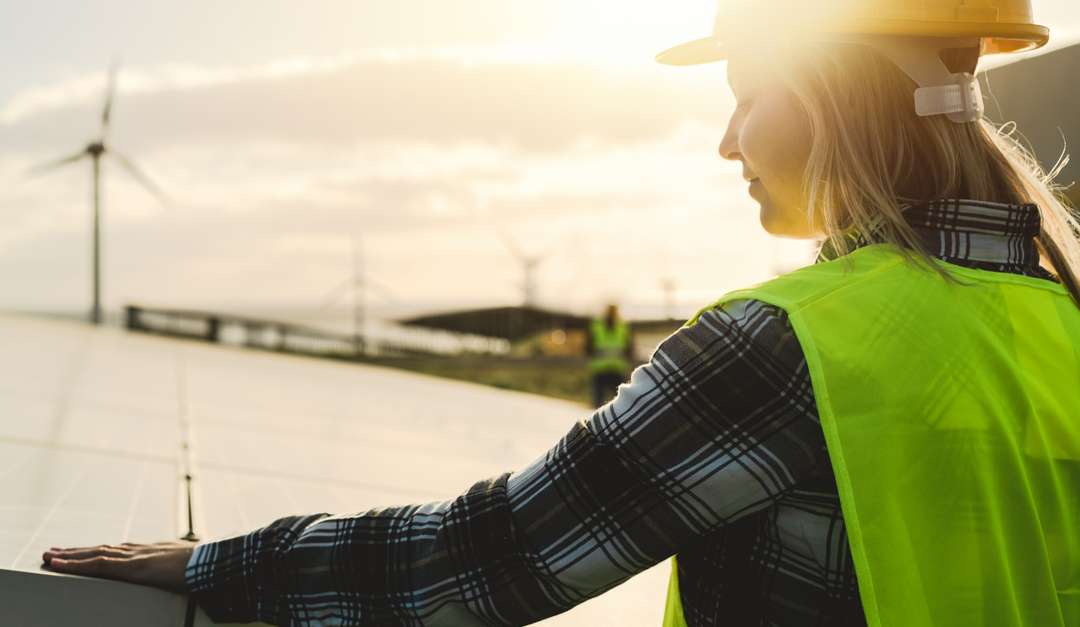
top-left (760, 205), bottom-right (815, 239)
top-left (759, 204), bottom-right (792, 236)
top-left (756, 200), bottom-right (812, 239)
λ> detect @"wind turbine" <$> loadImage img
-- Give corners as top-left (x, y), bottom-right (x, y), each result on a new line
top-left (659, 277), bottom-right (678, 320)
top-left (495, 226), bottom-right (550, 308)
top-left (317, 236), bottom-right (396, 356)
top-left (656, 246), bottom-right (678, 320)
top-left (27, 64), bottom-right (168, 325)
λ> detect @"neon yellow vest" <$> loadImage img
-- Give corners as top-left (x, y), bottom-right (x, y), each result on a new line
top-left (663, 243), bottom-right (1080, 627)
top-left (589, 318), bottom-right (630, 374)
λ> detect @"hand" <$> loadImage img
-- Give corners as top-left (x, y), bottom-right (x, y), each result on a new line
top-left (41, 540), bottom-right (199, 593)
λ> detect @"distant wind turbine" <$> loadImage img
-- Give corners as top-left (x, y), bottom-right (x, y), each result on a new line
top-left (317, 236), bottom-right (396, 356)
top-left (27, 64), bottom-right (168, 325)
top-left (495, 226), bottom-right (551, 308)
top-left (659, 277), bottom-right (678, 320)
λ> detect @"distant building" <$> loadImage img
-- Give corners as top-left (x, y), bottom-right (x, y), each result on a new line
top-left (400, 305), bottom-right (684, 360)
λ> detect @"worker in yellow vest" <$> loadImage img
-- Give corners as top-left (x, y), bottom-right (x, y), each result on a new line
top-left (44, 1), bottom-right (1080, 626)
top-left (586, 303), bottom-right (633, 407)
top-left (654, 2), bottom-right (1080, 626)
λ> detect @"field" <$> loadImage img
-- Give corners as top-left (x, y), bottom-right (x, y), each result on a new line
top-left (354, 354), bottom-right (596, 405)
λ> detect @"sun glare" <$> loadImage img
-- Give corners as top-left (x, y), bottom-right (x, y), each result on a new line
top-left (535, 0), bottom-right (718, 64)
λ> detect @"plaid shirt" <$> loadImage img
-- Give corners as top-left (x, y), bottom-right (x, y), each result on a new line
top-left (185, 199), bottom-right (1059, 626)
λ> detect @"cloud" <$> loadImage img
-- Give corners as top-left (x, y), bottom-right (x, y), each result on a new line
top-left (0, 52), bottom-right (785, 317)
top-left (0, 53), bottom-right (729, 156)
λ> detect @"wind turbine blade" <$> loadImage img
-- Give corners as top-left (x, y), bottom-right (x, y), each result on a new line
top-left (101, 63), bottom-right (119, 138)
top-left (538, 230), bottom-right (581, 264)
top-left (110, 151), bottom-right (170, 207)
top-left (24, 150), bottom-right (87, 177)
top-left (317, 277), bottom-right (353, 311)
top-left (363, 277), bottom-right (397, 301)
top-left (495, 225), bottom-right (526, 261)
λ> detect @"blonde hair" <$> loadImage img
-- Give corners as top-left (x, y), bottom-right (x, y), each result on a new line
top-left (773, 41), bottom-right (1080, 308)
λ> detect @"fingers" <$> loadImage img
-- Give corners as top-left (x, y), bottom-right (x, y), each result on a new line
top-left (47, 543), bottom-right (125, 553)
top-left (49, 547), bottom-right (131, 560)
top-left (46, 554), bottom-right (109, 573)
top-left (43, 540), bottom-right (195, 593)
top-left (45, 554), bottom-right (143, 583)
top-left (44, 544), bottom-right (133, 562)
top-left (43, 540), bottom-right (196, 566)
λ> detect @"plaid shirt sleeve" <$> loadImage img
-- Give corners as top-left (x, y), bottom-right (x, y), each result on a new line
top-left (185, 298), bottom-right (821, 626)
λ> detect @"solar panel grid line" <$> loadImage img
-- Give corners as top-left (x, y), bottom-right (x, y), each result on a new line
top-left (184, 411), bottom-right (211, 546)
top-left (175, 458), bottom-right (188, 543)
top-left (47, 331), bottom-right (92, 431)
top-left (0, 432), bottom-right (174, 464)
top-left (120, 459), bottom-right (152, 541)
top-left (9, 461), bottom-right (87, 569)
top-left (174, 347), bottom-right (200, 541)
top-left (0, 314), bottom-right (667, 625)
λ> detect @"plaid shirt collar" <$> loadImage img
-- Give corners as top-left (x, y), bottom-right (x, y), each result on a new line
top-left (816, 198), bottom-right (1056, 281)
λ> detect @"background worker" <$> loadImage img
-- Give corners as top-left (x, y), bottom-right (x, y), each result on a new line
top-left (585, 302), bottom-right (634, 407)
top-left (42, 1), bottom-right (1080, 626)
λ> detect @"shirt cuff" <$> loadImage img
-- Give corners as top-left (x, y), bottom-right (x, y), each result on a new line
top-left (184, 513), bottom-right (330, 624)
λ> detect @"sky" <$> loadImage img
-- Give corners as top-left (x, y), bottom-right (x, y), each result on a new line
top-left (2, 1), bottom-right (1078, 321)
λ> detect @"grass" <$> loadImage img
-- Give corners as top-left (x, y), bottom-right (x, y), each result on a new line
top-left (355, 355), bottom-right (595, 405)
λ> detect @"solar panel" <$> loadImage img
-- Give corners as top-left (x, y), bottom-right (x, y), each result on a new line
top-left (0, 314), bottom-right (667, 626)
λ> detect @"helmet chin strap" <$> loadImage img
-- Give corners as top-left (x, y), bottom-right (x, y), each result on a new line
top-left (828, 34), bottom-right (985, 123)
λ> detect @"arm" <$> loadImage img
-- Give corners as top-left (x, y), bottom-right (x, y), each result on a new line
top-left (183, 299), bottom-right (823, 625)
top-left (185, 513), bottom-right (332, 624)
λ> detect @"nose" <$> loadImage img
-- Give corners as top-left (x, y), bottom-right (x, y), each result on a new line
top-left (717, 117), bottom-right (740, 162)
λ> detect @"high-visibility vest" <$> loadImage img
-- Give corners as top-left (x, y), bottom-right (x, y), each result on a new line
top-left (588, 318), bottom-right (630, 374)
top-left (663, 242), bottom-right (1080, 627)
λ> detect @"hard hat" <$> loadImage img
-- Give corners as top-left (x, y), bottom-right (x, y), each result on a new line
top-left (656, 0), bottom-right (1050, 123)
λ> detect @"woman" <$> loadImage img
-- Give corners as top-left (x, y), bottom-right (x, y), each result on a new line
top-left (42, 1), bottom-right (1080, 625)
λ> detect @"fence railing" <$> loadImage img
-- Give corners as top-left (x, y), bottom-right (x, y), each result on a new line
top-left (124, 305), bottom-right (505, 359)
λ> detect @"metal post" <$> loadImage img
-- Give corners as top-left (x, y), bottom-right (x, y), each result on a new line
top-left (207, 316), bottom-right (220, 343)
top-left (91, 153), bottom-right (102, 325)
top-left (352, 236), bottom-right (365, 357)
top-left (125, 305), bottom-right (141, 331)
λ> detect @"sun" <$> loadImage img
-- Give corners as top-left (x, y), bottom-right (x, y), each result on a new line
top-left (534, 0), bottom-right (718, 65)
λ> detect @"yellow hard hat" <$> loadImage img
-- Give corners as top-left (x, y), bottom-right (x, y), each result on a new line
top-left (656, 0), bottom-right (1049, 66)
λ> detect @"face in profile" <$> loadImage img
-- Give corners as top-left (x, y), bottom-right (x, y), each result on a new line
top-left (718, 53), bottom-right (819, 239)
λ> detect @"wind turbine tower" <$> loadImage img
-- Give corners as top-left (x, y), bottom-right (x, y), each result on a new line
top-left (660, 277), bottom-right (677, 320)
top-left (28, 64), bottom-right (167, 325)
top-left (318, 236), bottom-right (396, 356)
